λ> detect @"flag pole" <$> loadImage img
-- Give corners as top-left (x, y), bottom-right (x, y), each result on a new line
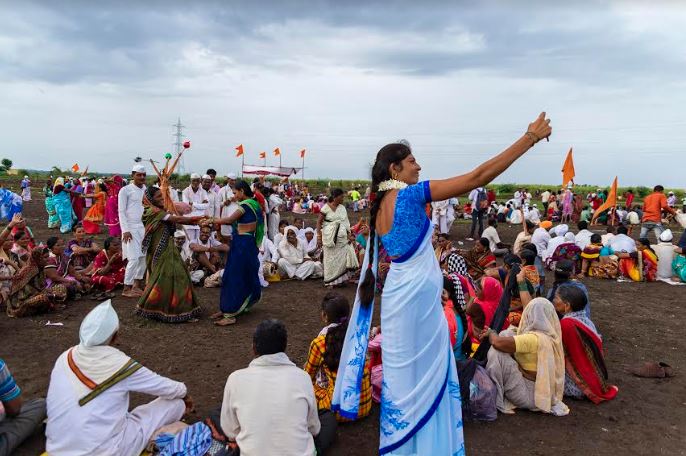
top-left (302, 153), bottom-right (305, 183)
top-left (241, 155), bottom-right (244, 178)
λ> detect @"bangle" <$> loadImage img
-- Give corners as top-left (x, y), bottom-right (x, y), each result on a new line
top-left (524, 131), bottom-right (540, 145)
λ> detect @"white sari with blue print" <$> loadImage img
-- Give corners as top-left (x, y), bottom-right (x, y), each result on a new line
top-left (333, 181), bottom-right (465, 455)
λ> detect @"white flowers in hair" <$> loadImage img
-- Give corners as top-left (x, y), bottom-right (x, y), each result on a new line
top-left (377, 179), bottom-right (408, 192)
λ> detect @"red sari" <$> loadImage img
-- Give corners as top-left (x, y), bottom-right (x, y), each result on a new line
top-left (90, 250), bottom-right (126, 292)
top-left (561, 317), bottom-right (618, 404)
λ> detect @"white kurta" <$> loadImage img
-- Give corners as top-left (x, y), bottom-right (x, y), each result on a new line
top-left (267, 194), bottom-right (283, 241)
top-left (46, 347), bottom-right (186, 456)
top-left (217, 185), bottom-right (239, 237)
top-left (182, 186), bottom-right (209, 242)
top-left (118, 184), bottom-right (146, 261)
top-left (653, 242), bottom-right (675, 279)
top-left (277, 239), bottom-right (323, 280)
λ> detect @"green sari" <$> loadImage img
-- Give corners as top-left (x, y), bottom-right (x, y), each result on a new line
top-left (135, 208), bottom-right (201, 323)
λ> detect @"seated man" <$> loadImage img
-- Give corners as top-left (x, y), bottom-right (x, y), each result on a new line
top-left (46, 300), bottom-right (192, 455)
top-left (481, 218), bottom-right (510, 257)
top-left (552, 285), bottom-right (618, 403)
top-left (221, 319), bottom-right (335, 456)
top-left (189, 225), bottom-right (229, 279)
top-left (0, 359), bottom-right (46, 456)
top-left (277, 226), bottom-right (323, 280)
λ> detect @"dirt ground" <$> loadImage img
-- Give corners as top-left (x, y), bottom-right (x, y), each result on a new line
top-left (3, 196), bottom-right (686, 456)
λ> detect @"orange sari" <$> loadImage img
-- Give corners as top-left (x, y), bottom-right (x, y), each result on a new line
top-left (82, 191), bottom-right (106, 234)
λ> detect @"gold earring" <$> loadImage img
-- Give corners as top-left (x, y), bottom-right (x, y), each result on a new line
top-left (392, 172), bottom-right (398, 180)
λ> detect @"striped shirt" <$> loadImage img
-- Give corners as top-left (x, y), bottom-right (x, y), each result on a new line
top-left (0, 359), bottom-right (21, 420)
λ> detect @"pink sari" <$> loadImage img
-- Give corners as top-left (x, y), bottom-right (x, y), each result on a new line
top-left (562, 189), bottom-right (574, 216)
top-left (104, 176), bottom-right (123, 236)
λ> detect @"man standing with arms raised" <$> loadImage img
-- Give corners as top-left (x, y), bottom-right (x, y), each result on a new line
top-left (119, 164), bottom-right (147, 298)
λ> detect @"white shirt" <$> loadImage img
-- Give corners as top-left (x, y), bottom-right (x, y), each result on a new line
top-left (541, 191), bottom-right (551, 204)
top-left (526, 207), bottom-right (541, 224)
top-left (46, 348), bottom-right (186, 456)
top-left (220, 353), bottom-right (320, 456)
top-left (204, 187), bottom-right (220, 217)
top-left (531, 227), bottom-right (551, 257)
top-left (190, 236), bottom-right (222, 260)
top-left (260, 237), bottom-right (279, 263)
top-left (481, 226), bottom-right (501, 251)
top-left (601, 233), bottom-right (615, 246)
top-left (610, 234), bottom-right (637, 253)
top-left (117, 184), bottom-right (146, 234)
top-left (468, 188), bottom-right (482, 207)
top-left (182, 186), bottom-right (209, 229)
top-left (575, 229), bottom-right (594, 250)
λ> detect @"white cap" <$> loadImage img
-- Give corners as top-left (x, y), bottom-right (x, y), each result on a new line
top-left (659, 229), bottom-right (673, 242)
top-left (174, 230), bottom-right (186, 238)
top-left (23, 175), bottom-right (28, 179)
top-left (97, 178), bottom-right (104, 184)
top-left (132, 164), bottom-right (146, 173)
top-left (202, 174), bottom-right (211, 180)
top-left (227, 172), bottom-right (237, 179)
top-left (190, 173), bottom-right (201, 179)
top-left (79, 300), bottom-right (119, 347)
top-left (553, 224), bottom-right (569, 236)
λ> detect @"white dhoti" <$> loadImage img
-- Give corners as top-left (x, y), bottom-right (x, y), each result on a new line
top-left (122, 225), bottom-right (146, 286)
top-left (116, 398), bottom-right (185, 456)
top-left (189, 269), bottom-right (205, 284)
top-left (277, 258), bottom-right (323, 280)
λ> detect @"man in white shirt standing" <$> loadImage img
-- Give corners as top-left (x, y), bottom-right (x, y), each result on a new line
top-left (202, 175), bottom-right (220, 218)
top-left (218, 173), bottom-right (239, 239)
top-left (182, 173), bottom-right (209, 244)
top-left (467, 187), bottom-right (487, 241)
top-left (221, 320), bottom-right (335, 456)
top-left (118, 164), bottom-right (147, 298)
top-left (541, 189), bottom-right (551, 218)
top-left (46, 300), bottom-right (191, 456)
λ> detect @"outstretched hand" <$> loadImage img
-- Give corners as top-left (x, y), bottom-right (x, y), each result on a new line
top-left (527, 112), bottom-right (552, 143)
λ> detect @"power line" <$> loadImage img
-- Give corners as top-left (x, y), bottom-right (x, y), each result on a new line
top-left (172, 117), bottom-right (186, 175)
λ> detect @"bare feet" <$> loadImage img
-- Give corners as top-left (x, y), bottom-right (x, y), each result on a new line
top-left (214, 316), bottom-right (237, 326)
top-left (122, 289), bottom-right (143, 298)
top-left (210, 311), bottom-right (224, 320)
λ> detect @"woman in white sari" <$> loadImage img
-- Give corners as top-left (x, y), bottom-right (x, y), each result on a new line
top-left (317, 189), bottom-right (359, 286)
top-left (267, 189), bottom-right (283, 241)
top-left (333, 113), bottom-right (552, 455)
top-left (277, 226), bottom-right (323, 280)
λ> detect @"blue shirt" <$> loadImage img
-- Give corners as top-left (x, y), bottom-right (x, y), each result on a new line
top-left (0, 359), bottom-right (21, 405)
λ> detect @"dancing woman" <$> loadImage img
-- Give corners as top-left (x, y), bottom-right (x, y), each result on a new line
top-left (333, 113), bottom-right (552, 455)
top-left (206, 180), bottom-right (265, 326)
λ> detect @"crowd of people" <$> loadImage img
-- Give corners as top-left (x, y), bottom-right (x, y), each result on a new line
top-left (0, 140), bottom-right (684, 454)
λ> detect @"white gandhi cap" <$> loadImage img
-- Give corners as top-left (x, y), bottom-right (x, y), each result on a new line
top-left (79, 300), bottom-right (119, 347)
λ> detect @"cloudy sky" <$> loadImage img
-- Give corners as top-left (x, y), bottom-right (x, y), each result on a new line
top-left (1, 0), bottom-right (685, 186)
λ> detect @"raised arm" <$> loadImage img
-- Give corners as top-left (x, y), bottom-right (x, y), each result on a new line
top-left (429, 113), bottom-right (551, 201)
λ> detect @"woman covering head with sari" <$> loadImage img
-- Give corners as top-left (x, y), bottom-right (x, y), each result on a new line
top-left (617, 238), bottom-right (658, 282)
top-left (135, 186), bottom-right (203, 323)
top-left (6, 247), bottom-right (68, 317)
top-left (104, 175), bottom-right (124, 236)
top-left (44, 181), bottom-right (60, 229)
top-left (82, 182), bottom-right (107, 234)
top-left (482, 297), bottom-right (569, 416)
top-left (52, 178), bottom-right (76, 234)
top-left (68, 178), bottom-right (86, 222)
top-left (333, 112), bottom-right (552, 454)
top-left (553, 285), bottom-right (618, 403)
top-left (210, 180), bottom-right (264, 326)
top-left (317, 188), bottom-right (359, 287)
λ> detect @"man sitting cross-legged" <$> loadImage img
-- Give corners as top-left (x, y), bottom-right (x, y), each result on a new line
top-left (46, 300), bottom-right (193, 455)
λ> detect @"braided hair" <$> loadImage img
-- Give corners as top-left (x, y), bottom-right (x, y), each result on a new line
top-left (358, 143), bottom-right (412, 306)
top-left (321, 292), bottom-right (351, 371)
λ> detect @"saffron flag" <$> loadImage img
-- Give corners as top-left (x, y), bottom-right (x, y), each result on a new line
top-left (259, 151), bottom-right (266, 159)
top-left (561, 148), bottom-right (575, 188)
top-left (273, 147), bottom-right (281, 156)
top-left (592, 177), bottom-right (618, 223)
top-left (235, 144), bottom-right (244, 157)
top-left (71, 163), bottom-right (80, 173)
top-left (300, 149), bottom-right (306, 159)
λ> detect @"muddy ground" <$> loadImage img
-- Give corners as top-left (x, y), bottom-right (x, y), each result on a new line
top-left (3, 196), bottom-right (686, 455)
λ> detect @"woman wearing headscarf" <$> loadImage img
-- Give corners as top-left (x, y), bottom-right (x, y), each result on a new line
top-left (278, 226), bottom-right (324, 280)
top-left (316, 188), bottom-right (359, 287)
top-left (466, 277), bottom-right (506, 348)
top-left (6, 247), bottom-right (68, 317)
top-left (104, 175), bottom-right (124, 236)
top-left (481, 297), bottom-right (569, 416)
top-left (52, 178), bottom-right (76, 233)
top-left (209, 180), bottom-right (265, 326)
top-left (135, 186), bottom-right (203, 323)
top-left (299, 227), bottom-right (321, 261)
top-left (44, 179), bottom-right (60, 229)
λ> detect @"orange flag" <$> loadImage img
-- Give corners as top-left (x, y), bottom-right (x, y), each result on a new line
top-left (235, 144), bottom-right (244, 157)
top-left (71, 163), bottom-right (80, 173)
top-left (259, 151), bottom-right (266, 159)
top-left (561, 148), bottom-right (575, 188)
top-left (273, 147), bottom-right (281, 156)
top-left (592, 177), bottom-right (618, 223)
top-left (300, 149), bottom-right (306, 159)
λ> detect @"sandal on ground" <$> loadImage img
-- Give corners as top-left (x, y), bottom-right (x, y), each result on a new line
top-left (214, 316), bottom-right (237, 326)
top-left (91, 293), bottom-right (105, 301)
top-left (629, 361), bottom-right (675, 378)
top-left (103, 292), bottom-right (116, 299)
top-left (210, 311), bottom-right (224, 320)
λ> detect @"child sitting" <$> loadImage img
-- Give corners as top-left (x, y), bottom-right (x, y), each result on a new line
top-left (303, 292), bottom-right (372, 422)
top-left (579, 233), bottom-right (603, 278)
